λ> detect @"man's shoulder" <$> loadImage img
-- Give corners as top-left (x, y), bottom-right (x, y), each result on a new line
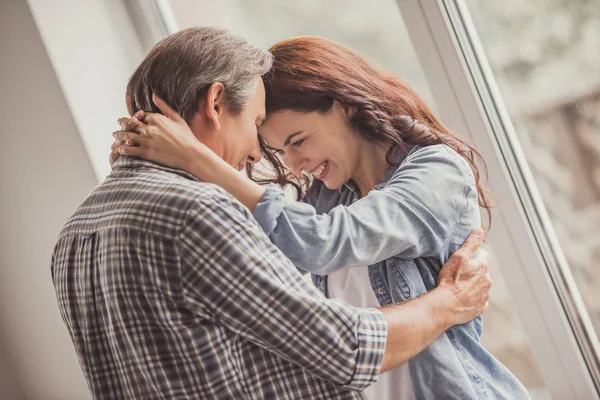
top-left (180, 180), bottom-right (254, 222)
top-left (109, 157), bottom-right (237, 207)
top-left (120, 168), bottom-right (253, 224)
top-left (149, 171), bottom-right (233, 206)
top-left (60, 167), bottom-right (252, 239)
top-left (126, 168), bottom-right (257, 233)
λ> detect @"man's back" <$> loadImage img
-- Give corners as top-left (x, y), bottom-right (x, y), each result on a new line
top-left (52, 156), bottom-right (385, 399)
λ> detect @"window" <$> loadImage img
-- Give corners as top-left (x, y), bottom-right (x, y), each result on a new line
top-left (396, 0), bottom-right (599, 397)
top-left (466, 0), bottom-right (600, 343)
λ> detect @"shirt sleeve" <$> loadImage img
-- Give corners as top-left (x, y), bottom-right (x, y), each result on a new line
top-left (253, 145), bottom-right (479, 274)
top-left (177, 192), bottom-right (387, 391)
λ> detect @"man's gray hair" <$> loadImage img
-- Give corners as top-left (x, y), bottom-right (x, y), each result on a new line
top-left (127, 27), bottom-right (273, 123)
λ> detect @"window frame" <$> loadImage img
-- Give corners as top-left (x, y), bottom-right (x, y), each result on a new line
top-left (394, 0), bottom-right (600, 398)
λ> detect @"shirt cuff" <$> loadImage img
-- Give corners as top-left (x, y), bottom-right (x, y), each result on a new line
top-left (347, 308), bottom-right (388, 391)
top-left (253, 184), bottom-right (286, 237)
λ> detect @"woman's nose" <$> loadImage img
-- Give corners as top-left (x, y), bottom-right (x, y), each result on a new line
top-left (286, 154), bottom-right (307, 177)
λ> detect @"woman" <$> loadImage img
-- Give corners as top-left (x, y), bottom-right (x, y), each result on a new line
top-left (112, 37), bottom-right (528, 399)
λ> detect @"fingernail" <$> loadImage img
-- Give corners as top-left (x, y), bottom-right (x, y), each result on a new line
top-left (135, 110), bottom-right (143, 118)
top-left (126, 140), bottom-right (133, 146)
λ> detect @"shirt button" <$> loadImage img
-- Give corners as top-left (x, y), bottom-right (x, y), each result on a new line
top-left (377, 288), bottom-right (385, 295)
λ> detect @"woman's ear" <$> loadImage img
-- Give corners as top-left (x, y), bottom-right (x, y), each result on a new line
top-left (203, 82), bottom-right (226, 130)
top-left (341, 102), bottom-right (357, 119)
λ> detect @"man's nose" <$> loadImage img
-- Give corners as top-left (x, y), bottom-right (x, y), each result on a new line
top-left (247, 142), bottom-right (262, 165)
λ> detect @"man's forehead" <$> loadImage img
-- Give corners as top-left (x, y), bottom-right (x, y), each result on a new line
top-left (257, 77), bottom-right (266, 101)
top-left (254, 77), bottom-right (267, 117)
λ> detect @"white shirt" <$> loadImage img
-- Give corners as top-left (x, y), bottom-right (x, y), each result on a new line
top-left (327, 266), bottom-right (416, 400)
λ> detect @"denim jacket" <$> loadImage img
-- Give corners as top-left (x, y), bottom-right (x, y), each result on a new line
top-left (254, 144), bottom-right (529, 399)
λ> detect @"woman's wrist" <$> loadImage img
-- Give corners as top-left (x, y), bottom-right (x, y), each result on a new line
top-left (185, 142), bottom-right (229, 181)
top-left (185, 142), bottom-right (267, 212)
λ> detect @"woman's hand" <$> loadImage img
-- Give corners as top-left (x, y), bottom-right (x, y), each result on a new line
top-left (110, 93), bottom-right (266, 211)
top-left (109, 115), bottom-right (141, 166)
top-left (110, 93), bottom-right (208, 172)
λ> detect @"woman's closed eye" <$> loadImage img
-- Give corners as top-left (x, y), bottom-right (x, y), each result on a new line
top-left (291, 138), bottom-right (306, 147)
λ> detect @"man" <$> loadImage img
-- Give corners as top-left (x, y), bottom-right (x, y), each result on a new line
top-left (52, 27), bottom-right (491, 399)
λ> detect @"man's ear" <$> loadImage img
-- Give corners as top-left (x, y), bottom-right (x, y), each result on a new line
top-left (126, 93), bottom-right (133, 116)
top-left (203, 82), bottom-right (226, 130)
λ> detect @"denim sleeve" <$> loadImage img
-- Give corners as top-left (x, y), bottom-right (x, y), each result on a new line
top-left (253, 145), bottom-right (478, 274)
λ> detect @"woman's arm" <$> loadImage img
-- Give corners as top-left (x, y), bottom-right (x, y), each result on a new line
top-left (183, 142), bottom-right (267, 212)
top-left (252, 146), bottom-right (480, 273)
top-left (113, 95), bottom-right (267, 212)
top-left (113, 96), bottom-right (480, 274)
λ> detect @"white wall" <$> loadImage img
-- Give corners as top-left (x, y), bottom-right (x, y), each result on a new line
top-left (0, 340), bottom-right (26, 400)
top-left (27, 0), bottom-right (144, 181)
top-left (0, 0), bottom-right (99, 398)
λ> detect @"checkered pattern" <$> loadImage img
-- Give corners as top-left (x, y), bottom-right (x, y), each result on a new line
top-left (51, 156), bottom-right (386, 400)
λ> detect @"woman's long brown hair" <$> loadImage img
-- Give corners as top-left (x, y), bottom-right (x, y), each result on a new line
top-left (248, 36), bottom-right (493, 228)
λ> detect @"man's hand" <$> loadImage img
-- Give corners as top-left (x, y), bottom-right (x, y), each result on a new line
top-left (378, 228), bottom-right (491, 372)
top-left (437, 228), bottom-right (492, 326)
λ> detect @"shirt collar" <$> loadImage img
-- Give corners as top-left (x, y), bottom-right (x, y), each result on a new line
top-left (112, 156), bottom-right (201, 182)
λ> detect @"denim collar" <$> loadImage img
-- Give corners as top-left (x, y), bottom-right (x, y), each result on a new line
top-left (343, 145), bottom-right (420, 194)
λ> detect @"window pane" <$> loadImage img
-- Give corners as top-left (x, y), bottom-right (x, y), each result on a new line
top-left (167, 0), bottom-right (548, 396)
top-left (466, 0), bottom-right (600, 347)
top-left (482, 249), bottom-right (550, 399)
top-left (167, 0), bottom-right (434, 105)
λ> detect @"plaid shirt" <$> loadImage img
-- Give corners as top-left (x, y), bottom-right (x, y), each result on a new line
top-left (51, 157), bottom-right (387, 400)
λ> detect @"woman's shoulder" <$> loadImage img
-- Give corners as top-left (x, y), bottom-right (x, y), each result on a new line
top-left (391, 144), bottom-right (475, 186)
top-left (384, 143), bottom-right (479, 222)
top-left (391, 144), bottom-right (481, 250)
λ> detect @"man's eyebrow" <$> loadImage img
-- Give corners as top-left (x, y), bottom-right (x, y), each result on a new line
top-left (283, 131), bottom-right (304, 147)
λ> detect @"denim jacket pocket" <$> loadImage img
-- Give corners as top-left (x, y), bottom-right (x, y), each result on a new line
top-left (386, 257), bottom-right (412, 302)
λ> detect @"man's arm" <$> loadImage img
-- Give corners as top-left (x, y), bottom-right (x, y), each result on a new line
top-left (179, 192), bottom-right (490, 387)
top-left (178, 193), bottom-right (386, 391)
